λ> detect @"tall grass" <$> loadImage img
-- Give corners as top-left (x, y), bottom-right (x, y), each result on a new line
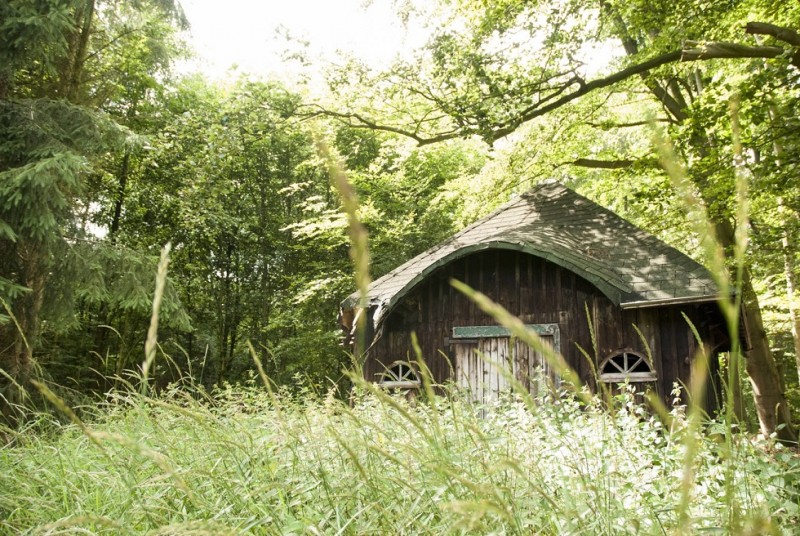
top-left (1, 380), bottom-right (798, 534)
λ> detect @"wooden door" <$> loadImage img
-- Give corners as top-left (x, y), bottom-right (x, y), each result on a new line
top-left (453, 333), bottom-right (557, 404)
top-left (511, 336), bottom-right (556, 398)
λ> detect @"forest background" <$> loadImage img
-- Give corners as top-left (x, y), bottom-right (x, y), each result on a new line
top-left (1, 0), bottom-right (799, 438)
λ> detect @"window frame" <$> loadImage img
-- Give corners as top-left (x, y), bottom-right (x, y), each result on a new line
top-left (599, 349), bottom-right (657, 383)
top-left (377, 361), bottom-right (421, 390)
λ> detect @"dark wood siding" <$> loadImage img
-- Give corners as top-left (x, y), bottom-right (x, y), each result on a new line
top-left (363, 249), bottom-right (725, 413)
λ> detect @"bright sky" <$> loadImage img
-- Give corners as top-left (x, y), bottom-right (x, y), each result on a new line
top-left (179, 0), bottom-right (425, 82)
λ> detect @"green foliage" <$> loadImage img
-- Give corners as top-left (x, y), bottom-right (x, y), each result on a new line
top-left (98, 77), bottom-right (355, 388)
top-left (1, 385), bottom-right (797, 533)
top-left (0, 0), bottom-right (74, 87)
top-left (353, 140), bottom-right (488, 276)
top-left (0, 97), bottom-right (128, 331)
top-left (2, 0), bottom-right (798, 434)
top-left (0, 0), bottom-right (190, 416)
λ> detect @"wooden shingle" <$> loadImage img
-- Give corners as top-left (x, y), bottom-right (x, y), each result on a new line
top-left (343, 182), bottom-right (719, 325)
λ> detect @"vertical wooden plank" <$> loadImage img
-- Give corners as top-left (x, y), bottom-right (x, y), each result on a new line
top-left (676, 307), bottom-right (692, 396)
top-left (478, 341), bottom-right (486, 404)
top-left (451, 256), bottom-right (465, 325)
top-left (455, 344), bottom-right (463, 388)
top-left (554, 265), bottom-right (562, 320)
top-left (546, 334), bottom-right (556, 389)
top-left (498, 337), bottom-right (508, 395)
top-left (517, 339), bottom-right (530, 396)
top-left (542, 258), bottom-right (550, 323)
top-left (497, 251), bottom-right (510, 315)
top-left (488, 342), bottom-right (495, 404)
top-left (471, 342), bottom-right (478, 402)
top-left (521, 340), bottom-right (530, 396)
top-left (426, 277), bottom-right (434, 326)
top-left (525, 255), bottom-right (535, 323)
top-left (534, 344), bottom-right (543, 397)
top-left (649, 308), bottom-right (662, 399)
top-left (468, 344), bottom-right (475, 395)
top-left (464, 344), bottom-right (471, 395)
top-left (526, 340), bottom-right (535, 395)
top-left (469, 344), bottom-right (475, 402)
top-left (483, 338), bottom-right (492, 403)
top-left (523, 256), bottom-right (532, 323)
top-left (483, 339), bottom-right (497, 400)
top-left (512, 252), bottom-right (521, 316)
top-left (467, 343), bottom-right (473, 401)
top-left (513, 338), bottom-right (529, 397)
top-left (462, 345), bottom-right (470, 390)
top-left (468, 344), bottom-right (475, 396)
top-left (638, 309), bottom-right (661, 400)
top-left (497, 337), bottom-right (505, 397)
top-left (490, 250), bottom-right (496, 304)
top-left (460, 344), bottom-right (466, 393)
top-left (465, 254), bottom-right (475, 321)
top-left (491, 337), bottom-right (498, 397)
top-left (495, 337), bottom-right (503, 398)
top-left (438, 273), bottom-right (445, 321)
top-left (660, 307), bottom-right (679, 403)
top-left (511, 336), bottom-right (519, 382)
top-left (476, 252), bottom-right (485, 323)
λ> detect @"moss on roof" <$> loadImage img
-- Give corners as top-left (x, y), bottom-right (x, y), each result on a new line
top-left (342, 182), bottom-right (719, 324)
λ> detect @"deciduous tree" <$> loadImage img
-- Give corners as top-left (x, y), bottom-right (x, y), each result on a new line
top-left (316, 0), bottom-right (800, 440)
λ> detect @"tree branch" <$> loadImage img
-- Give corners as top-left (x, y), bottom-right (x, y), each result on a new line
top-left (298, 105), bottom-right (461, 144)
top-left (563, 157), bottom-right (659, 170)
top-left (681, 41), bottom-right (784, 61)
top-left (745, 22), bottom-right (800, 46)
top-left (745, 21), bottom-right (800, 67)
top-left (587, 118), bottom-right (671, 129)
top-left (486, 41), bottom-right (788, 143)
top-left (572, 157), bottom-right (635, 169)
top-left (312, 33), bottom-right (795, 146)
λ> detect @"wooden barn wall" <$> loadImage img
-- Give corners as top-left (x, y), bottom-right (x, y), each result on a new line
top-left (363, 249), bottom-right (723, 411)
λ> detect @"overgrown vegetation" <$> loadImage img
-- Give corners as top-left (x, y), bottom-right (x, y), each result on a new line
top-left (2, 1), bottom-right (800, 531)
top-left (1, 381), bottom-right (798, 534)
top-left (2, 0), bottom-right (799, 428)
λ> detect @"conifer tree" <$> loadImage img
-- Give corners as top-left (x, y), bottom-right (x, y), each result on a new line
top-left (0, 0), bottom-right (185, 422)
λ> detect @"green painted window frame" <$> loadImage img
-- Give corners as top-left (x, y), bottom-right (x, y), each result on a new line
top-left (451, 324), bottom-right (560, 353)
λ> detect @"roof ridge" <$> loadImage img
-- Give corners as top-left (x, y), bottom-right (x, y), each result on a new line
top-left (402, 182), bottom-right (553, 258)
top-left (342, 181), bottom-right (718, 318)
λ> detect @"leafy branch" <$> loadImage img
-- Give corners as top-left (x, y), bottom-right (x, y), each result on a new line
top-left (310, 22), bottom-right (798, 147)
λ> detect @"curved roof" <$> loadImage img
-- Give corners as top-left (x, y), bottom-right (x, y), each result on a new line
top-left (342, 182), bottom-right (719, 325)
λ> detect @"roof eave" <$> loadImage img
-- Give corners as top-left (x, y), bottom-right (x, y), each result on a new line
top-left (620, 294), bottom-right (721, 310)
top-left (342, 240), bottom-right (632, 323)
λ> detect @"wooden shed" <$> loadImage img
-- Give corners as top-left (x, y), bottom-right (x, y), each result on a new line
top-left (340, 182), bottom-right (731, 410)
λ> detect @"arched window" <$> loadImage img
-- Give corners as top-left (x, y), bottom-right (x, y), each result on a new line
top-left (599, 350), bottom-right (656, 383)
top-left (377, 361), bottom-right (421, 389)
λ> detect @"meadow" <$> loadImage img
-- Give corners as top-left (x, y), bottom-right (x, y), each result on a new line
top-left (1, 376), bottom-right (798, 535)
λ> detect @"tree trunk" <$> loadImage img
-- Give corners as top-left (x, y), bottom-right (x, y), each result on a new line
top-left (109, 150), bottom-right (130, 243)
top-left (603, 7), bottom-right (796, 440)
top-left (741, 273), bottom-right (797, 442)
top-left (59, 0), bottom-right (96, 102)
top-left (780, 205), bottom-right (800, 383)
top-left (713, 216), bottom-right (797, 442)
top-left (0, 244), bottom-right (46, 425)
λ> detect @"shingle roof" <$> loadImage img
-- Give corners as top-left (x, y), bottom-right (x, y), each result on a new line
top-left (342, 182), bottom-right (719, 325)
